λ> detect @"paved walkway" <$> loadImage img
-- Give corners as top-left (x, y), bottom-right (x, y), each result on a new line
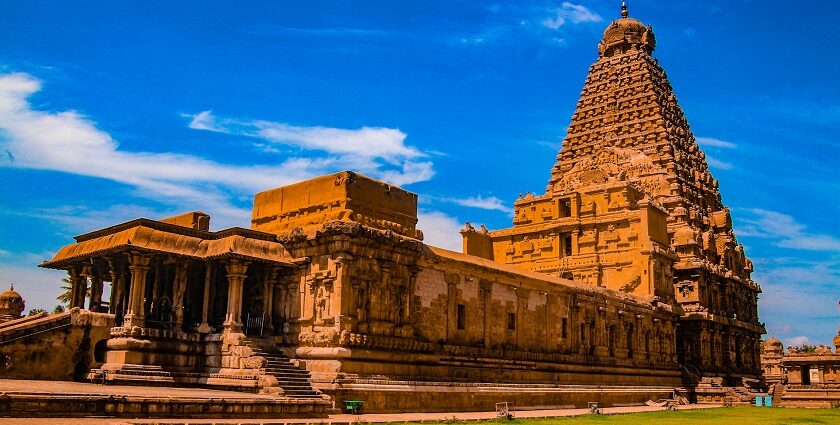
top-left (0, 404), bottom-right (724, 425)
top-left (0, 379), bottom-right (723, 425)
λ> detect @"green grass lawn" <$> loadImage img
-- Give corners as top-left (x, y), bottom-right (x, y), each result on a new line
top-left (421, 407), bottom-right (840, 425)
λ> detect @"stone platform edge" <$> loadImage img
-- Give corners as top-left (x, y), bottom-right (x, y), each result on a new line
top-left (0, 392), bottom-right (330, 419)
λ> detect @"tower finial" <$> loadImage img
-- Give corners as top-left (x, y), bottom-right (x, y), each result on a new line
top-left (621, 1), bottom-right (629, 18)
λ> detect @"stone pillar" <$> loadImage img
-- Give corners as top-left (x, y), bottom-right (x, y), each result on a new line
top-left (172, 261), bottom-right (189, 328)
top-left (380, 264), bottom-right (393, 324)
top-left (595, 306), bottom-right (609, 357)
top-left (150, 260), bottom-right (162, 318)
top-left (67, 266), bottom-right (85, 309)
top-left (77, 265), bottom-right (94, 310)
top-left (87, 267), bottom-right (104, 312)
top-left (332, 256), bottom-right (353, 332)
top-left (198, 263), bottom-right (214, 333)
top-left (279, 280), bottom-right (294, 333)
top-left (263, 268), bottom-right (278, 333)
top-left (121, 271), bottom-right (131, 317)
top-left (106, 257), bottom-right (123, 315)
top-left (444, 273), bottom-right (459, 342)
top-left (223, 260), bottom-right (250, 332)
top-left (123, 252), bottom-right (153, 328)
top-left (479, 280), bottom-right (491, 347)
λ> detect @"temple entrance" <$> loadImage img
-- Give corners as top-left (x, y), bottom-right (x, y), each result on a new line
top-left (243, 270), bottom-right (266, 336)
top-left (802, 366), bottom-right (811, 385)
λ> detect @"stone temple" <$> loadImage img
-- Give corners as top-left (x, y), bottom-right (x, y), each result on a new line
top-left (1, 4), bottom-right (764, 414)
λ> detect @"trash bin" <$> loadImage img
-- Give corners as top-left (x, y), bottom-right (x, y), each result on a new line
top-left (755, 396), bottom-right (763, 407)
top-left (764, 396), bottom-right (772, 407)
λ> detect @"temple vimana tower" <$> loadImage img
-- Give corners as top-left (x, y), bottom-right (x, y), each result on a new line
top-left (1, 3), bottom-right (763, 414)
top-left (463, 3), bottom-right (764, 388)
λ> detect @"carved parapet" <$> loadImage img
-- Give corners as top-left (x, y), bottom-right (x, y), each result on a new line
top-left (324, 329), bottom-right (436, 352)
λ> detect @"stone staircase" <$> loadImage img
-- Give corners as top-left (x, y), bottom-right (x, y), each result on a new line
top-left (728, 386), bottom-right (756, 404)
top-left (693, 375), bottom-right (767, 405)
top-left (243, 339), bottom-right (322, 398)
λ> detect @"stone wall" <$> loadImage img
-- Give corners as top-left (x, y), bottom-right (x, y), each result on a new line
top-left (272, 220), bottom-right (682, 411)
top-left (0, 309), bottom-right (113, 381)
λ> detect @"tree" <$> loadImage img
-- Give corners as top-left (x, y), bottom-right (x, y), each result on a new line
top-left (797, 344), bottom-right (817, 353)
top-left (57, 277), bottom-right (72, 306)
top-left (57, 277), bottom-right (89, 307)
top-left (53, 305), bottom-right (65, 314)
top-left (27, 308), bottom-right (46, 316)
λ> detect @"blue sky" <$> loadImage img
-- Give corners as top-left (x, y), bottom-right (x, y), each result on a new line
top-left (0, 1), bottom-right (838, 347)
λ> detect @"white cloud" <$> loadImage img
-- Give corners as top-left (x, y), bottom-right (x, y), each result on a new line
top-left (378, 161), bottom-right (436, 187)
top-left (417, 210), bottom-right (463, 251)
top-left (754, 256), bottom-right (840, 345)
top-left (0, 73), bottom-right (294, 225)
top-left (537, 140), bottom-right (562, 151)
top-left (736, 209), bottom-right (840, 251)
top-left (785, 336), bottom-right (811, 347)
top-left (0, 72), bottom-right (434, 228)
top-left (32, 204), bottom-right (183, 235)
top-left (187, 110), bottom-right (434, 186)
top-left (706, 155), bottom-right (734, 170)
top-left (697, 137), bottom-right (737, 149)
top-left (449, 195), bottom-right (512, 214)
top-left (543, 2), bottom-right (602, 29)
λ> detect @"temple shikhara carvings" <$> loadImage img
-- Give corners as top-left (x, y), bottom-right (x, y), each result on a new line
top-left (0, 4), bottom-right (767, 414)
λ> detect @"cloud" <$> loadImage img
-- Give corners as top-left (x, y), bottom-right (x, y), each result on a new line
top-left (454, 2), bottom-right (602, 49)
top-left (0, 72), bottom-right (434, 228)
top-left (706, 155), bottom-right (734, 170)
top-left (754, 256), bottom-right (840, 345)
top-left (537, 140), bottom-right (562, 150)
top-left (187, 110), bottom-right (434, 186)
top-left (736, 209), bottom-right (840, 251)
top-left (785, 336), bottom-right (811, 347)
top-left (449, 195), bottom-right (512, 214)
top-left (697, 137), bottom-right (737, 149)
top-left (543, 2), bottom-right (602, 29)
top-left (0, 73), bottom-right (298, 225)
top-left (28, 204), bottom-right (180, 235)
top-left (417, 210), bottom-right (463, 251)
top-left (736, 209), bottom-right (840, 345)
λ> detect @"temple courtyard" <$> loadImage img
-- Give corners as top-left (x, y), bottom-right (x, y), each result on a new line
top-left (0, 381), bottom-right (837, 425)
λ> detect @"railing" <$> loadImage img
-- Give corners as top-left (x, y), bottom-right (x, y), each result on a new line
top-left (0, 322), bottom-right (72, 345)
top-left (244, 312), bottom-right (265, 336)
top-left (0, 312), bottom-right (74, 345)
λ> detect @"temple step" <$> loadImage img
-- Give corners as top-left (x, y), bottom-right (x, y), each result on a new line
top-left (244, 339), bottom-right (322, 399)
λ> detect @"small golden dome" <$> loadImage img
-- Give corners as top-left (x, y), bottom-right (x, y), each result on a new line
top-left (599, 2), bottom-right (656, 57)
top-left (764, 337), bottom-right (782, 348)
top-left (0, 284), bottom-right (25, 319)
top-left (763, 337), bottom-right (784, 355)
